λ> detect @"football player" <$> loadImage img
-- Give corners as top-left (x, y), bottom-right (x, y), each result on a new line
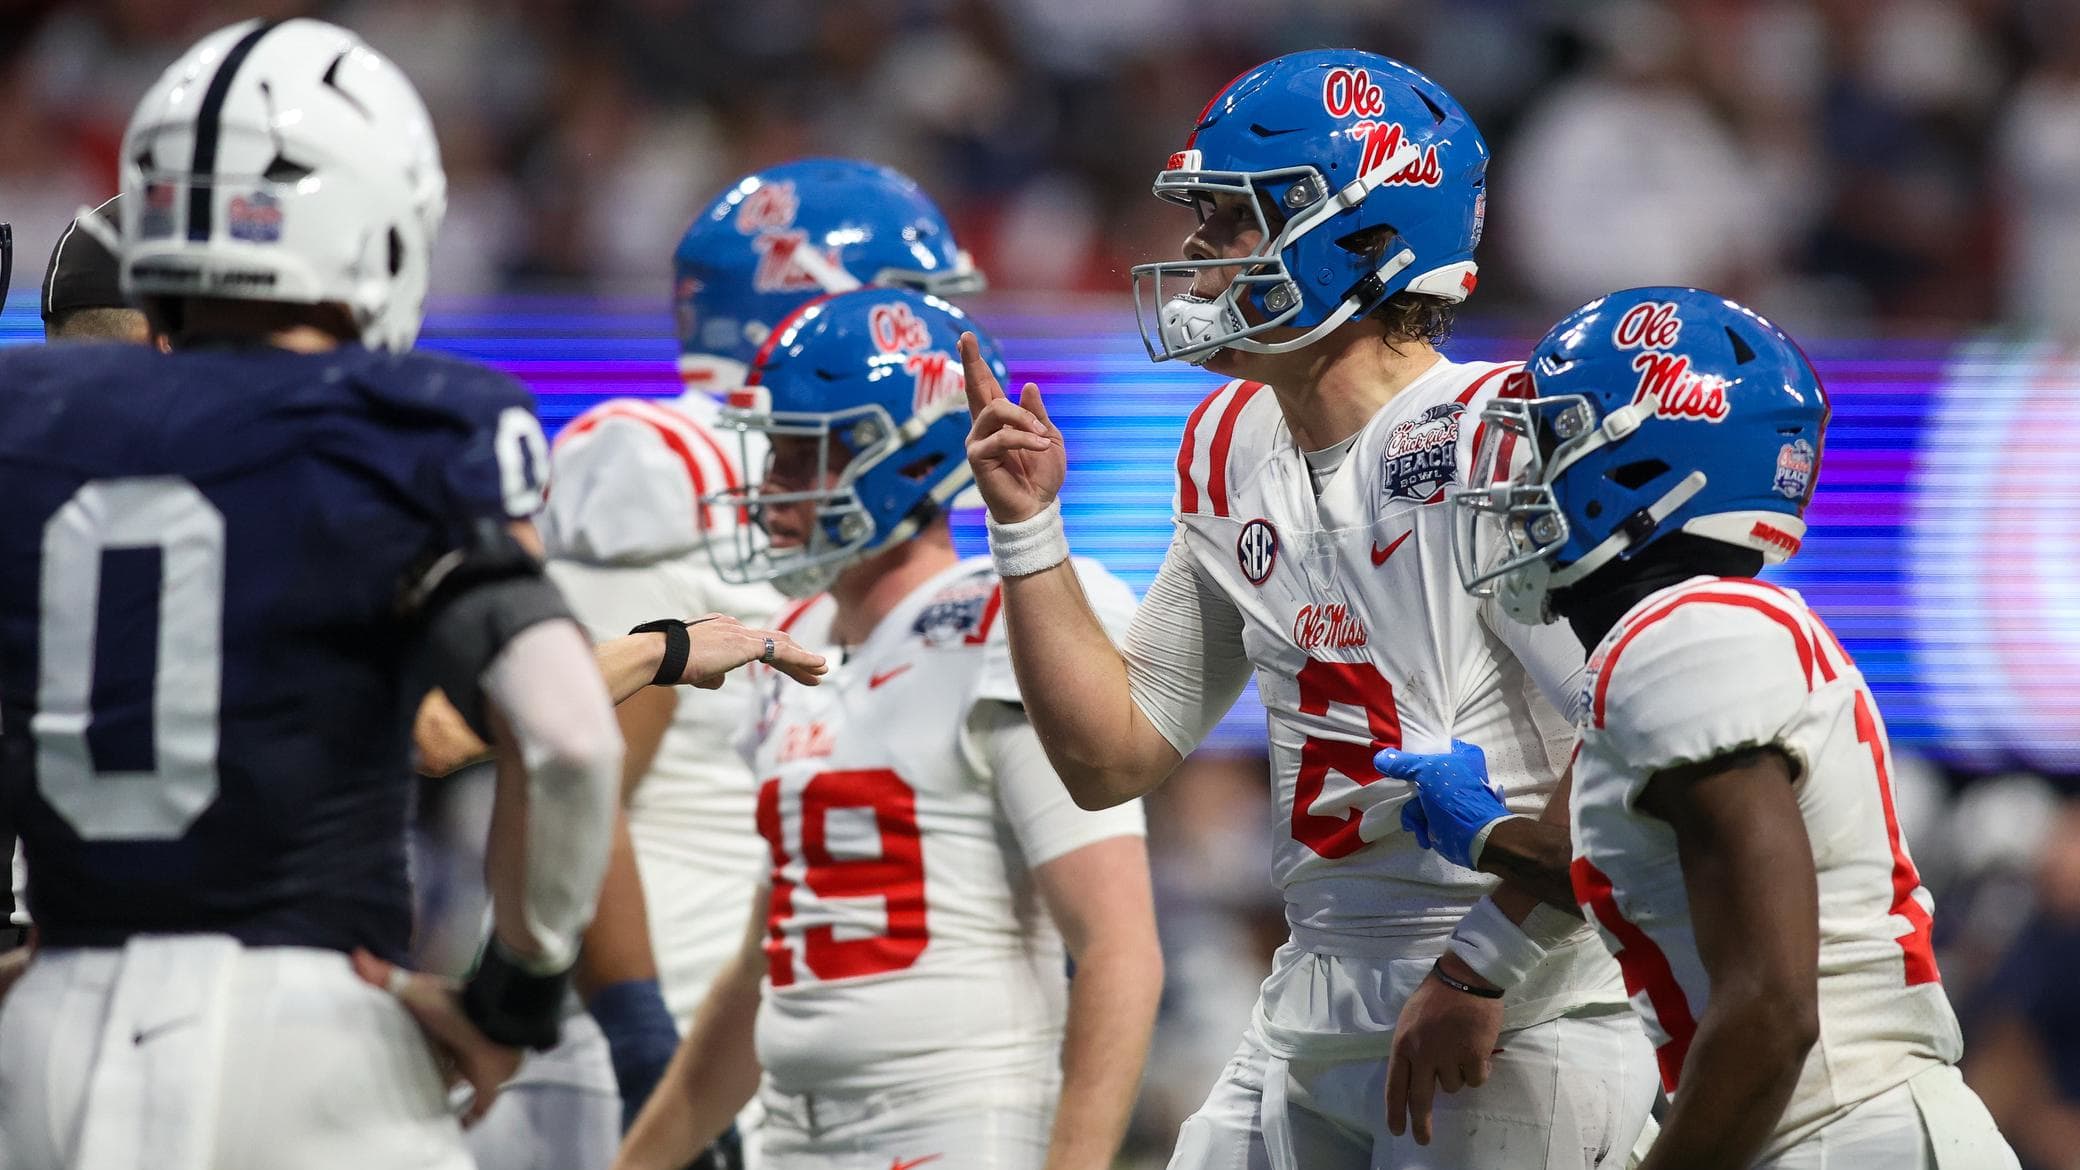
top-left (614, 289), bottom-right (1161, 1170)
top-left (962, 50), bottom-right (1658, 1167)
top-left (40, 195), bottom-right (153, 344)
top-left (0, 20), bottom-right (790, 1170)
top-left (530, 158), bottom-right (984, 1151)
top-left (1388, 286), bottom-right (2021, 1169)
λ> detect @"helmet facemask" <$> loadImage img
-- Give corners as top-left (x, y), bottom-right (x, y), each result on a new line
top-left (705, 397), bottom-right (940, 600)
top-left (1131, 147), bottom-right (1423, 365)
top-left (1454, 377), bottom-right (1709, 624)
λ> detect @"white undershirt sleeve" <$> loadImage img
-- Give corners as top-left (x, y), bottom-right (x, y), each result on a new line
top-left (480, 618), bottom-right (625, 971)
top-left (1124, 533), bottom-right (1255, 759)
top-left (971, 701), bottom-right (1146, 868)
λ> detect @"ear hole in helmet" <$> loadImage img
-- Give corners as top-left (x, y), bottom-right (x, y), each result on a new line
top-left (387, 228), bottom-right (403, 276)
top-left (1611, 459), bottom-right (1670, 490)
top-left (1724, 327), bottom-right (1757, 364)
top-left (899, 452), bottom-right (945, 482)
top-left (263, 155), bottom-right (312, 183)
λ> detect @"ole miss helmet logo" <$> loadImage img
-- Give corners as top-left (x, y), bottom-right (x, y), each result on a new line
top-left (1612, 301), bottom-right (1730, 423)
top-left (870, 301), bottom-right (964, 420)
top-left (735, 180), bottom-right (800, 234)
top-left (1322, 67), bottom-right (1441, 185)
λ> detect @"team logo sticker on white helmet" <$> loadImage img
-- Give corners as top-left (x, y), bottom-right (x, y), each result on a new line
top-left (1382, 402), bottom-right (1463, 504)
top-left (1237, 518), bottom-right (1279, 585)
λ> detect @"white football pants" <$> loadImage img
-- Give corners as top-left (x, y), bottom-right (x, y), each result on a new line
top-left (1166, 1009), bottom-right (1657, 1170)
top-left (754, 1073), bottom-right (1056, 1170)
top-left (0, 939), bottom-right (469, 1170)
top-left (1755, 1064), bottom-right (2019, 1170)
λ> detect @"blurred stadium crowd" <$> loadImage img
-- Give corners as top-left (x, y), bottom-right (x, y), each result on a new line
top-left (3, 0), bottom-right (2079, 333)
top-left (7, 2), bottom-right (2080, 1166)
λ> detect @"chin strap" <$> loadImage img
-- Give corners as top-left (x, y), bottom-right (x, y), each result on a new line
top-left (1546, 470), bottom-right (1708, 592)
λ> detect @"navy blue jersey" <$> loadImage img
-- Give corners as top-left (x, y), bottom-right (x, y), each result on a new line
top-left (0, 342), bottom-right (549, 961)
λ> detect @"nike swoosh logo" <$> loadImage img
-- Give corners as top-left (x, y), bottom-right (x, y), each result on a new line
top-left (890, 1158), bottom-right (943, 1170)
top-left (1371, 530), bottom-right (1412, 566)
top-left (868, 664), bottom-right (913, 690)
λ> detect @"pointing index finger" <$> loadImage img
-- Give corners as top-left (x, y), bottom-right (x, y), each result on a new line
top-left (960, 332), bottom-right (1004, 415)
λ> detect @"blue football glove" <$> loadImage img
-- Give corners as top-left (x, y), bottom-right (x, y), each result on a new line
top-left (1376, 739), bottom-right (1515, 871)
top-left (588, 977), bottom-right (680, 1131)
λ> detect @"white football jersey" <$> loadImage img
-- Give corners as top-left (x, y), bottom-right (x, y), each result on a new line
top-left (539, 391), bottom-right (783, 1022)
top-left (749, 556), bottom-right (1146, 1097)
top-left (1156, 359), bottom-right (1624, 1053)
top-left (1570, 575), bottom-right (1963, 1158)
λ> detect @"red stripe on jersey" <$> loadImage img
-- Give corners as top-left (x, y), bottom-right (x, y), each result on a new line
top-left (1737, 578), bottom-right (1846, 684)
top-left (1461, 363), bottom-right (1524, 484)
top-left (622, 398), bottom-right (741, 491)
top-left (1594, 588), bottom-right (1816, 729)
top-left (1456, 362), bottom-right (1520, 407)
top-left (963, 583), bottom-right (1005, 646)
top-left (1174, 384), bottom-right (1226, 515)
top-left (1853, 690), bottom-right (1942, 986)
top-left (555, 403), bottom-right (714, 531)
top-left (1572, 856), bottom-right (1697, 1092)
top-left (773, 596), bottom-right (820, 635)
top-left (1205, 381), bottom-right (1264, 518)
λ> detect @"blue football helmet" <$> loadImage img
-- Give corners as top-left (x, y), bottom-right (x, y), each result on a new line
top-left (1455, 287), bottom-right (1830, 624)
top-left (1131, 51), bottom-right (1489, 365)
top-left (673, 158), bottom-right (984, 391)
top-left (704, 288), bottom-right (1007, 598)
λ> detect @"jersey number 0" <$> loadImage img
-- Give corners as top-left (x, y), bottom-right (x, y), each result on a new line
top-left (33, 478), bottom-right (225, 841)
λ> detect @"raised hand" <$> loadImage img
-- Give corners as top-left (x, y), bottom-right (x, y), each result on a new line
top-left (960, 331), bottom-right (1064, 524)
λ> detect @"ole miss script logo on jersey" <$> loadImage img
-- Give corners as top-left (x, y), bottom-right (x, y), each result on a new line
top-left (1321, 67), bottom-right (1442, 185)
top-left (1382, 402), bottom-right (1463, 504)
top-left (1237, 519), bottom-right (1279, 585)
top-left (1612, 301), bottom-right (1730, 423)
top-left (870, 302), bottom-right (964, 420)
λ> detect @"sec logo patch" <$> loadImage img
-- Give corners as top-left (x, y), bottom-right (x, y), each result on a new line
top-left (1237, 519), bottom-right (1279, 585)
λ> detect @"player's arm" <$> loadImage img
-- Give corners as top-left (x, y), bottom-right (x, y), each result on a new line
top-left (1634, 746), bottom-right (1820, 1170)
top-left (961, 335), bottom-right (1249, 807)
top-left (613, 885), bottom-right (769, 1170)
top-left (978, 699), bottom-right (1163, 1170)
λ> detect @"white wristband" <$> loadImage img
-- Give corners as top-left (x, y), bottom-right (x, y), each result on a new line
top-left (986, 499), bottom-right (1071, 578)
top-left (1467, 812), bottom-right (1527, 870)
top-left (1446, 895), bottom-right (1549, 991)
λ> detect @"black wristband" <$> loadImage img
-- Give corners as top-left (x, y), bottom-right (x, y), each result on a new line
top-left (1431, 957), bottom-right (1505, 999)
top-left (461, 938), bottom-right (574, 1051)
top-left (627, 619), bottom-right (689, 687)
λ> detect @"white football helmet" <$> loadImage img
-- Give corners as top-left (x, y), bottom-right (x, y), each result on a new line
top-left (119, 18), bottom-right (446, 351)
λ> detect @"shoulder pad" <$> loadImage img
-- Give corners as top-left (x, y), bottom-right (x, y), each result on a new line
top-left (344, 349), bottom-right (537, 427)
top-left (538, 398), bottom-right (748, 564)
top-left (1174, 379), bottom-right (1273, 519)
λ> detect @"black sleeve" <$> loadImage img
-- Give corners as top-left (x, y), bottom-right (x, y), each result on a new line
top-left (409, 520), bottom-right (575, 739)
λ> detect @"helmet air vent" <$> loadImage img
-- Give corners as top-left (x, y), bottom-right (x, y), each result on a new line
top-left (1611, 459), bottom-right (1670, 490)
top-left (1724, 327), bottom-right (1757, 365)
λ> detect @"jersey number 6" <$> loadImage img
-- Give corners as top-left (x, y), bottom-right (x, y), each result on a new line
top-left (1292, 658), bottom-right (1403, 858)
